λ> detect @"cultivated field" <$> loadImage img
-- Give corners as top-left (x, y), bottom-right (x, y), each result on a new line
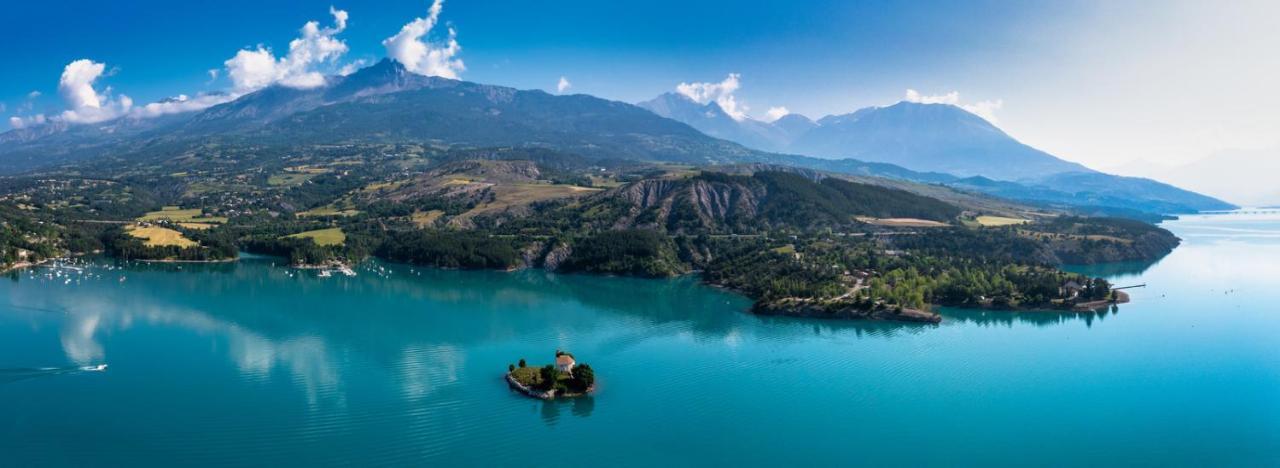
top-left (139, 206), bottom-right (228, 224)
top-left (411, 210), bottom-right (445, 228)
top-left (455, 183), bottom-right (601, 220)
top-left (975, 215), bottom-right (1029, 226)
top-left (297, 206), bottom-right (361, 217)
top-left (856, 217), bottom-right (950, 227)
top-left (285, 227), bottom-right (346, 246)
top-left (127, 225), bottom-right (199, 247)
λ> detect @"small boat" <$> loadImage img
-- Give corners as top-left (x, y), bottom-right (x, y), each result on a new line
top-left (80, 364), bottom-right (108, 372)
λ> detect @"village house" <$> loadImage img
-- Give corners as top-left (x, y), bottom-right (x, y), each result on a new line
top-left (555, 351), bottom-right (576, 377)
top-left (1060, 281), bottom-right (1084, 299)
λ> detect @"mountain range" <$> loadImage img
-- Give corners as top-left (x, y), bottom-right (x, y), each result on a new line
top-left (639, 91), bottom-right (1233, 214)
top-left (0, 59), bottom-right (1234, 216)
top-left (1107, 148), bottom-right (1280, 207)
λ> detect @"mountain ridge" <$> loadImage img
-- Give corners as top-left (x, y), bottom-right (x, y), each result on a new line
top-left (0, 59), bottom-right (1234, 215)
top-left (639, 93), bottom-right (1233, 214)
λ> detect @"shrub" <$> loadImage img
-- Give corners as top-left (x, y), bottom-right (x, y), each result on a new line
top-left (574, 364), bottom-right (595, 388)
top-left (541, 364), bottom-right (561, 388)
top-left (518, 358), bottom-right (526, 368)
top-left (508, 364), bottom-right (516, 372)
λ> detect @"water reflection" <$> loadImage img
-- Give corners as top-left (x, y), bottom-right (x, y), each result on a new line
top-left (2, 212), bottom-right (1277, 465)
top-left (1064, 258), bottom-right (1163, 279)
top-left (942, 305), bottom-right (1123, 328)
top-left (59, 311), bottom-right (103, 365)
top-left (230, 334), bottom-right (346, 409)
top-left (6, 211), bottom-right (1254, 411)
top-left (538, 396), bottom-right (595, 426)
top-left (751, 314), bottom-right (937, 338)
top-left (396, 345), bottom-right (463, 401)
top-left (3, 258), bottom-right (699, 419)
top-left (7, 250), bottom-right (1130, 395)
top-left (14, 288), bottom-right (357, 410)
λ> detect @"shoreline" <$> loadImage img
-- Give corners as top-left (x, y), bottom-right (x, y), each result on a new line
top-left (751, 299), bottom-right (942, 324)
top-left (292, 261), bottom-right (351, 269)
top-left (132, 257), bottom-right (238, 264)
top-left (65, 254), bottom-right (1139, 322)
top-left (1070, 290), bottom-right (1130, 311)
top-left (505, 372), bottom-right (595, 400)
top-left (0, 257), bottom-right (56, 274)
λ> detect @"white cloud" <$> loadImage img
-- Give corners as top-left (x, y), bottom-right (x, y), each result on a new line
top-left (763, 106), bottom-right (790, 122)
top-left (4, 8), bottom-right (363, 130)
top-left (131, 93), bottom-right (237, 118)
top-left (383, 0), bottom-right (465, 79)
top-left (556, 76), bottom-right (571, 94)
top-left (329, 5), bottom-right (348, 30)
top-left (337, 58), bottom-right (369, 76)
top-left (123, 6), bottom-right (357, 122)
top-left (676, 73), bottom-right (748, 120)
top-left (224, 48), bottom-right (278, 91)
top-left (904, 89), bottom-right (959, 105)
top-left (16, 92), bottom-right (39, 113)
top-left (60, 60), bottom-right (107, 110)
top-left (903, 89), bottom-right (1004, 123)
top-left (51, 59), bottom-right (133, 124)
top-left (7, 58), bottom-right (132, 127)
top-left (9, 114), bottom-right (46, 129)
top-left (224, 6), bottom-right (351, 92)
top-left (961, 99), bottom-right (1004, 124)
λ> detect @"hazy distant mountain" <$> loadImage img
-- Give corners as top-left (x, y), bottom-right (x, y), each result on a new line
top-left (638, 92), bottom-right (790, 152)
top-left (771, 113), bottom-right (818, 142)
top-left (789, 102), bottom-right (1092, 180)
top-left (1107, 149), bottom-right (1280, 207)
top-left (640, 94), bottom-right (1233, 213)
top-left (949, 172), bottom-right (1235, 216)
top-left (0, 59), bottom-right (1233, 215)
top-left (638, 98), bottom-right (1092, 180)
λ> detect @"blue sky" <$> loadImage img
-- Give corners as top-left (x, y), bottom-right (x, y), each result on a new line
top-left (2, 0), bottom-right (1278, 176)
top-left (0, 1), bottom-right (1075, 123)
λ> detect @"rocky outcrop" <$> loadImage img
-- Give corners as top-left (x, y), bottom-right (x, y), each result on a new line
top-left (1040, 230), bottom-right (1180, 264)
top-left (506, 373), bottom-right (554, 400)
top-left (505, 372), bottom-right (596, 400)
top-left (378, 160), bottom-right (543, 204)
top-left (518, 241), bottom-right (546, 270)
top-left (540, 242), bottom-right (573, 271)
top-left (607, 177), bottom-right (765, 232)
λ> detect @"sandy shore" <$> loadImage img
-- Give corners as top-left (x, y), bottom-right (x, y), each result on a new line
top-left (1071, 290), bottom-right (1130, 311)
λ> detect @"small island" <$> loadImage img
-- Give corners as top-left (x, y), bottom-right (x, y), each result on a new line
top-left (505, 351), bottom-right (596, 400)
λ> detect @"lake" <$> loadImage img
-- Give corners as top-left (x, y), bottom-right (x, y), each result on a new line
top-left (2, 211), bottom-right (1278, 466)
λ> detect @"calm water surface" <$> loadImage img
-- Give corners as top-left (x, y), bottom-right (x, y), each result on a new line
top-left (1, 211), bottom-right (1278, 466)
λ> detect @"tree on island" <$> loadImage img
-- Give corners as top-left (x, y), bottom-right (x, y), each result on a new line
top-left (541, 365), bottom-right (561, 389)
top-left (1086, 277), bottom-right (1112, 300)
top-left (575, 364), bottom-right (595, 388)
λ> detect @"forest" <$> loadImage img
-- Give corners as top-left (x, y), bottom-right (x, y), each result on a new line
top-left (0, 146), bottom-right (1170, 316)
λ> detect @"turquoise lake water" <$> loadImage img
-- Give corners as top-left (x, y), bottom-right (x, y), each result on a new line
top-left (1, 211), bottom-right (1278, 466)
